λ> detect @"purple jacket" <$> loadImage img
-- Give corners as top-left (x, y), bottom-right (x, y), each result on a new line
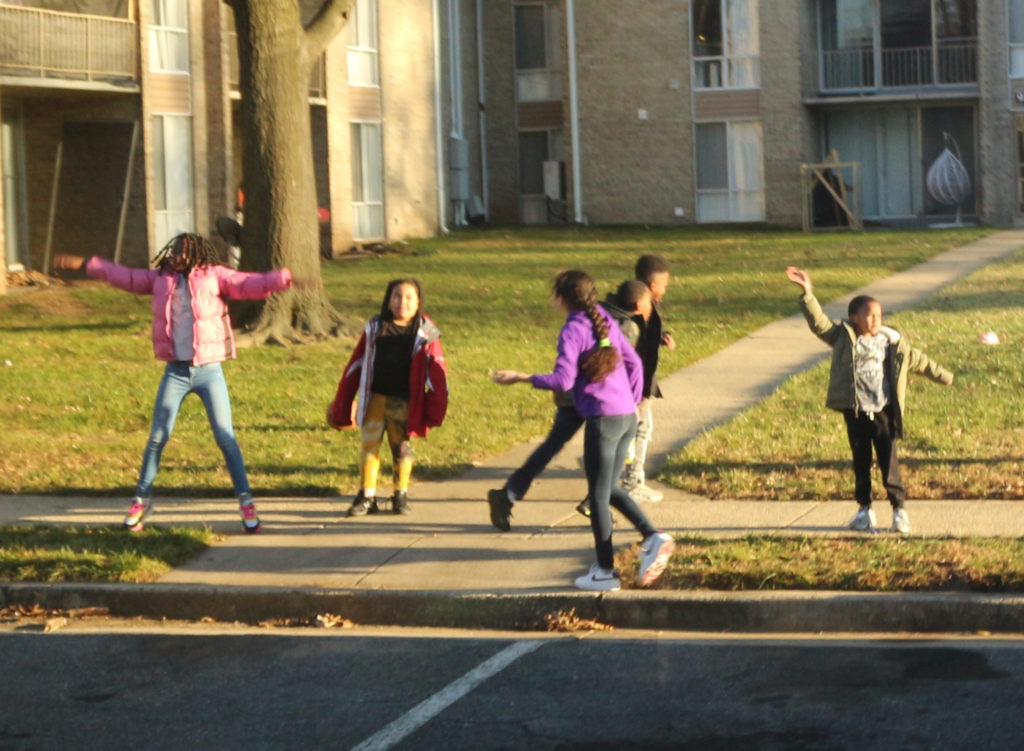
top-left (86, 256), bottom-right (292, 366)
top-left (530, 307), bottom-right (643, 417)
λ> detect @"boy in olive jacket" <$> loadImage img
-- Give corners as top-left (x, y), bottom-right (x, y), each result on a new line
top-left (786, 267), bottom-right (953, 534)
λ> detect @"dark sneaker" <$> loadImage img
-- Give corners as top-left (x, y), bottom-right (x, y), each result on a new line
top-left (575, 497), bottom-right (591, 518)
top-left (392, 490), bottom-right (411, 515)
top-left (487, 488), bottom-right (512, 531)
top-left (366, 496), bottom-right (384, 514)
top-left (347, 491), bottom-right (374, 517)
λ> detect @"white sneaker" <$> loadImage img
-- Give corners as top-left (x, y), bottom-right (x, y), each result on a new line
top-left (637, 532), bottom-right (675, 586)
top-left (574, 564), bottom-right (621, 591)
top-left (848, 505), bottom-right (877, 532)
top-left (629, 484), bottom-right (664, 503)
top-left (891, 508), bottom-right (911, 534)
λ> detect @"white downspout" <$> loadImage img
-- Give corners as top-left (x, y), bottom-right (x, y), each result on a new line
top-left (566, 0), bottom-right (583, 224)
top-left (432, 0), bottom-right (449, 233)
top-left (476, 0), bottom-right (489, 220)
top-left (447, 0), bottom-right (466, 226)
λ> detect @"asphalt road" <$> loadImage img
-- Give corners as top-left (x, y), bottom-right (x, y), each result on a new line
top-left (2, 618), bottom-right (1023, 750)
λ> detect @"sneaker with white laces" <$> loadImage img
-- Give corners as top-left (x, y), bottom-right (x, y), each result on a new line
top-left (890, 507), bottom-right (911, 534)
top-left (637, 532), bottom-right (675, 586)
top-left (123, 497), bottom-right (152, 531)
top-left (239, 499), bottom-right (261, 533)
top-left (574, 564), bottom-right (621, 591)
top-left (628, 483), bottom-right (664, 503)
top-left (848, 505), bottom-right (877, 532)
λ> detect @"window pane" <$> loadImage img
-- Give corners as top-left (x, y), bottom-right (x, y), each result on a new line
top-left (880, 0), bottom-right (931, 48)
top-left (696, 123), bottom-right (728, 190)
top-left (364, 124), bottom-right (383, 203)
top-left (152, 116), bottom-right (166, 210)
top-left (822, 0), bottom-right (874, 50)
top-left (692, 0), bottom-right (723, 57)
top-left (518, 131), bottom-right (548, 194)
top-left (350, 123), bottom-right (364, 202)
top-left (934, 0), bottom-right (976, 39)
top-left (1011, 0), bottom-right (1024, 45)
top-left (162, 115), bottom-right (193, 211)
top-left (515, 5), bottom-right (546, 69)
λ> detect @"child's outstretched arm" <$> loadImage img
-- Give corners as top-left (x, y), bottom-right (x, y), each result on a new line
top-left (906, 346), bottom-right (954, 386)
top-left (55, 254), bottom-right (158, 295)
top-left (215, 266), bottom-right (293, 300)
top-left (786, 266), bottom-right (841, 346)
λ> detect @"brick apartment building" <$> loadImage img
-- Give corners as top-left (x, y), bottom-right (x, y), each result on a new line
top-left (3, 0), bottom-right (1024, 296)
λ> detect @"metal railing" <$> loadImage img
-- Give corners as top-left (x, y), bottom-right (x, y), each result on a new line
top-left (0, 5), bottom-right (137, 83)
top-left (226, 31), bottom-right (327, 100)
top-left (821, 41), bottom-right (977, 92)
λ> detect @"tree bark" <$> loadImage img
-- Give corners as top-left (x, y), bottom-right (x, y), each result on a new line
top-left (230, 0), bottom-right (359, 343)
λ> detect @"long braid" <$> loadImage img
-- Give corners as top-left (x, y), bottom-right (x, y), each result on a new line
top-left (153, 232), bottom-right (220, 272)
top-left (553, 270), bottom-right (620, 383)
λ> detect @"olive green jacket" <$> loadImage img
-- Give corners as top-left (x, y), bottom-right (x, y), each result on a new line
top-left (799, 292), bottom-right (953, 437)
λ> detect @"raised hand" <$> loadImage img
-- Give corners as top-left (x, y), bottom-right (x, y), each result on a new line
top-left (785, 266), bottom-right (812, 294)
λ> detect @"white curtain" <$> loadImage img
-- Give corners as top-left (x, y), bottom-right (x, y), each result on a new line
top-left (346, 0), bottom-right (379, 85)
top-left (352, 123), bottom-right (384, 239)
top-left (153, 114), bottom-right (194, 249)
top-left (726, 0), bottom-right (759, 87)
top-left (148, 0), bottom-right (188, 72)
top-left (729, 121), bottom-right (764, 221)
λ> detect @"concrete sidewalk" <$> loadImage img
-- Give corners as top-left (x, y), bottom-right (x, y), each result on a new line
top-left (3, 230), bottom-right (1024, 632)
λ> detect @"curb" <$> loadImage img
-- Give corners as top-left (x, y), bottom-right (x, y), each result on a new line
top-left (4, 583), bottom-right (1024, 633)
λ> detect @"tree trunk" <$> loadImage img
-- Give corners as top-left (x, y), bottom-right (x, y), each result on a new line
top-left (230, 0), bottom-right (358, 343)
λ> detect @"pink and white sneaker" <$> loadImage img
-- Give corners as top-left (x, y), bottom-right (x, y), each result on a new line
top-left (123, 498), bottom-right (152, 532)
top-left (637, 532), bottom-right (675, 586)
top-left (239, 500), bottom-right (261, 533)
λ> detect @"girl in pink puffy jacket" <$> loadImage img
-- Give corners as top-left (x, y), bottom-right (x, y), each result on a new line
top-left (53, 233), bottom-right (292, 533)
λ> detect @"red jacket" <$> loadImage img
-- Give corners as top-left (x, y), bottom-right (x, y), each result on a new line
top-left (330, 314), bottom-right (447, 438)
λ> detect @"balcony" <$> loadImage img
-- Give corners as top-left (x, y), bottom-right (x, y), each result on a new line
top-left (0, 4), bottom-right (138, 87)
top-left (820, 40), bottom-right (977, 93)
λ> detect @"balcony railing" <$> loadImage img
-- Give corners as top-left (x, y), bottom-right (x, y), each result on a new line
top-left (820, 41), bottom-right (977, 92)
top-left (0, 5), bottom-right (137, 84)
top-left (226, 31), bottom-right (326, 100)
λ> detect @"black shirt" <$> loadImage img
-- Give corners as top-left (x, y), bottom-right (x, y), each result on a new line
top-left (372, 320), bottom-right (417, 398)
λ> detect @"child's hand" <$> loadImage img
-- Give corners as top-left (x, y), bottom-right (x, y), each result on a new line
top-left (52, 254), bottom-right (85, 271)
top-left (492, 370), bottom-right (528, 385)
top-left (326, 405), bottom-right (341, 430)
top-left (785, 266), bottom-right (812, 294)
top-left (662, 332), bottom-right (676, 350)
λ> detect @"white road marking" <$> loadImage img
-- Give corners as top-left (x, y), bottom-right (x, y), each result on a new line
top-left (349, 639), bottom-right (546, 751)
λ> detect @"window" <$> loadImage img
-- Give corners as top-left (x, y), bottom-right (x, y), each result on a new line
top-left (351, 122), bottom-right (384, 240)
top-left (518, 129), bottom-right (563, 224)
top-left (514, 3), bottom-right (561, 102)
top-left (347, 0), bottom-right (379, 86)
top-left (695, 121), bottom-right (764, 222)
top-left (152, 115), bottom-right (194, 249)
top-left (149, 0), bottom-right (189, 73)
top-left (692, 0), bottom-right (759, 89)
top-left (1011, 0), bottom-right (1024, 77)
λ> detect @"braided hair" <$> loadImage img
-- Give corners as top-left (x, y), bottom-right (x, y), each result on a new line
top-left (552, 270), bottom-right (619, 383)
top-left (153, 233), bottom-right (220, 272)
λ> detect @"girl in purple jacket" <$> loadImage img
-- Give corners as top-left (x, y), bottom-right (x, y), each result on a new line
top-left (493, 270), bottom-right (674, 590)
top-left (54, 233), bottom-right (292, 533)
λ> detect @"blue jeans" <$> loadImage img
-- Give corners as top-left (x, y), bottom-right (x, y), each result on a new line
top-left (583, 413), bottom-right (657, 570)
top-left (135, 362), bottom-right (251, 499)
top-left (506, 405), bottom-right (584, 500)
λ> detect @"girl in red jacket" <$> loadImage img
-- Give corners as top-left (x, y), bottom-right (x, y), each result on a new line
top-left (53, 233), bottom-right (292, 533)
top-left (328, 278), bottom-right (448, 516)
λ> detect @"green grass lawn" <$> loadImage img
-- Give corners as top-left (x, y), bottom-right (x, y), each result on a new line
top-left (659, 244), bottom-right (1024, 501)
top-left (0, 525), bottom-right (217, 583)
top-left (0, 225), bottom-right (989, 498)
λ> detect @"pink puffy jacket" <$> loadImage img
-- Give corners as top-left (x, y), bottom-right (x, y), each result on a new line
top-left (85, 256), bottom-right (292, 366)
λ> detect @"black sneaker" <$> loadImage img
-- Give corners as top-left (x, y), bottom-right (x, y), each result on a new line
top-left (487, 488), bottom-right (512, 531)
top-left (347, 491), bottom-right (373, 517)
top-left (392, 490), bottom-right (411, 515)
top-left (575, 497), bottom-right (591, 519)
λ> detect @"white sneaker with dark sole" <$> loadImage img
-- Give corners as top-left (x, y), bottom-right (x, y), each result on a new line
top-left (574, 564), bottom-right (621, 591)
top-left (890, 508), bottom-right (910, 534)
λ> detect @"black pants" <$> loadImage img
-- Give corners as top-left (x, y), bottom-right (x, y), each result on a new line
top-left (842, 408), bottom-right (905, 508)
